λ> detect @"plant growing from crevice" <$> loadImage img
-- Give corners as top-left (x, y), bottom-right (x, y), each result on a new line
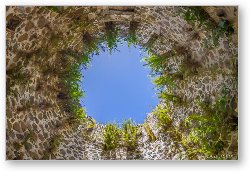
top-left (154, 105), bottom-right (173, 132)
top-left (86, 118), bottom-right (96, 130)
top-left (102, 123), bottom-right (121, 151)
top-left (122, 119), bottom-right (139, 151)
top-left (143, 123), bottom-right (156, 142)
top-left (143, 53), bottom-right (167, 76)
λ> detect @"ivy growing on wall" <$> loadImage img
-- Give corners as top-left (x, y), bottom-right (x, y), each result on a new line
top-left (178, 6), bottom-right (234, 48)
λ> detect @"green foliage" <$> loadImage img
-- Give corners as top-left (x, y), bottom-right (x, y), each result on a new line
top-left (143, 123), bottom-right (156, 142)
top-left (122, 119), bottom-right (139, 150)
top-left (85, 118), bottom-right (96, 130)
top-left (204, 19), bottom-right (234, 48)
top-left (154, 105), bottom-right (172, 131)
top-left (218, 19), bottom-right (235, 34)
top-left (101, 120), bottom-right (140, 151)
top-left (63, 63), bottom-right (83, 101)
top-left (153, 75), bottom-right (177, 90)
top-left (152, 87), bottom-right (237, 159)
top-left (183, 111), bottom-right (225, 158)
top-left (71, 105), bottom-right (87, 122)
top-left (103, 123), bottom-right (121, 151)
top-left (142, 51), bottom-right (176, 77)
top-left (159, 92), bottom-right (183, 106)
top-left (182, 87), bottom-right (237, 159)
top-left (143, 51), bottom-right (176, 77)
top-left (49, 135), bottom-right (62, 153)
top-left (80, 54), bottom-right (91, 66)
top-left (106, 28), bottom-right (119, 52)
top-left (126, 32), bottom-right (137, 48)
top-left (143, 53), bottom-right (167, 76)
top-left (104, 22), bottom-right (120, 53)
top-left (179, 7), bottom-right (234, 48)
top-left (50, 35), bottom-right (92, 126)
top-left (126, 21), bottom-right (139, 47)
top-left (59, 55), bottom-right (90, 123)
top-left (180, 7), bottom-right (210, 27)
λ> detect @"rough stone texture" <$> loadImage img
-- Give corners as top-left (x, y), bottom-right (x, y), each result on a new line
top-left (6, 6), bottom-right (238, 160)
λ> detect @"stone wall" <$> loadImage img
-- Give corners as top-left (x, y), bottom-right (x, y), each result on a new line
top-left (6, 6), bottom-right (238, 160)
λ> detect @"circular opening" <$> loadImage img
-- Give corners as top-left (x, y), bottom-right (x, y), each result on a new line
top-left (80, 41), bottom-right (158, 124)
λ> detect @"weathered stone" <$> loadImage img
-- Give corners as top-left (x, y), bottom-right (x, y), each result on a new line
top-left (29, 151), bottom-right (39, 159)
top-left (25, 7), bottom-right (31, 13)
top-left (29, 34), bottom-right (37, 40)
top-left (60, 149), bottom-right (66, 155)
top-left (25, 21), bottom-right (34, 31)
top-left (32, 123), bottom-right (38, 130)
top-left (16, 134), bottom-right (24, 140)
top-left (203, 77), bottom-right (209, 84)
top-left (38, 113), bottom-right (43, 120)
top-left (38, 133), bottom-right (44, 141)
top-left (20, 122), bottom-right (27, 131)
top-left (18, 33), bottom-right (28, 42)
top-left (13, 122), bottom-right (22, 132)
top-left (37, 16), bottom-right (47, 28)
top-left (24, 142), bottom-right (33, 151)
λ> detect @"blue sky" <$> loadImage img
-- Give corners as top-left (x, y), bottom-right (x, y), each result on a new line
top-left (80, 42), bottom-right (158, 124)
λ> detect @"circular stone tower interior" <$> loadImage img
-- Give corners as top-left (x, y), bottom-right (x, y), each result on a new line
top-left (6, 6), bottom-right (238, 160)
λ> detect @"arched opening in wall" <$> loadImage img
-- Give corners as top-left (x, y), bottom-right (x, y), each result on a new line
top-left (80, 41), bottom-right (158, 124)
